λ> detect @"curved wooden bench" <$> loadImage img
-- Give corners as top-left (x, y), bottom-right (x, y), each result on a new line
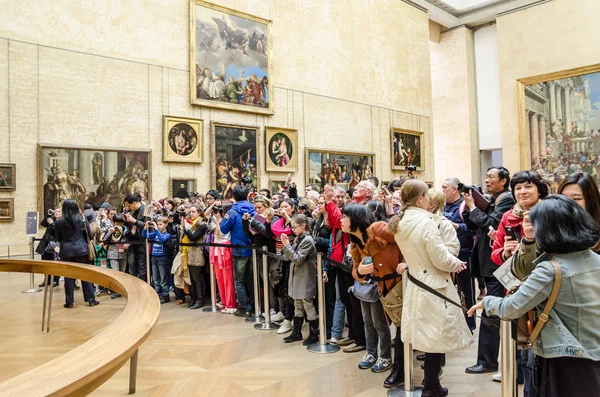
top-left (0, 259), bottom-right (161, 396)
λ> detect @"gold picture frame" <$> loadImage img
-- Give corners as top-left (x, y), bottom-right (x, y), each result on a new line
top-left (305, 148), bottom-right (375, 192)
top-left (0, 198), bottom-right (14, 222)
top-left (169, 178), bottom-right (198, 199)
top-left (517, 63), bottom-right (600, 170)
top-left (163, 115), bottom-right (204, 163)
top-left (0, 163), bottom-right (16, 191)
top-left (190, 0), bottom-right (274, 115)
top-left (269, 177), bottom-right (289, 195)
top-left (391, 128), bottom-right (424, 171)
top-left (265, 127), bottom-right (298, 172)
top-left (37, 144), bottom-right (152, 215)
top-left (210, 122), bottom-right (260, 199)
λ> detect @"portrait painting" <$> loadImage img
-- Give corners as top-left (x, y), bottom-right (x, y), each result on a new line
top-left (0, 163), bottom-right (16, 191)
top-left (265, 127), bottom-right (297, 172)
top-left (190, 0), bottom-right (273, 114)
top-left (269, 178), bottom-right (288, 195)
top-left (163, 116), bottom-right (204, 163)
top-left (518, 65), bottom-right (600, 192)
top-left (0, 198), bottom-right (14, 222)
top-left (391, 128), bottom-right (424, 171)
top-left (210, 122), bottom-right (259, 199)
top-left (305, 148), bottom-right (375, 192)
top-left (170, 178), bottom-right (198, 199)
top-left (37, 145), bottom-right (151, 215)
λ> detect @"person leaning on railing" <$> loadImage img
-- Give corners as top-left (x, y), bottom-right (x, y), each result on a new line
top-left (469, 195), bottom-right (600, 397)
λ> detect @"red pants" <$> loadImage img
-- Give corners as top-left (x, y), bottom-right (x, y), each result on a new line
top-left (211, 245), bottom-right (236, 309)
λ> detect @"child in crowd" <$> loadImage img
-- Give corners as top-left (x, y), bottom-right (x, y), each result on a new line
top-left (102, 214), bottom-right (129, 299)
top-left (142, 216), bottom-right (172, 304)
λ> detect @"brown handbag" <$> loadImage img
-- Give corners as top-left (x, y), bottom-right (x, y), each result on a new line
top-left (83, 220), bottom-right (97, 261)
top-left (510, 259), bottom-right (562, 349)
top-left (380, 280), bottom-right (403, 327)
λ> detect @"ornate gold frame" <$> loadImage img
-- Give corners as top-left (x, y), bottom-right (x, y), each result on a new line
top-left (268, 177), bottom-right (288, 195)
top-left (265, 127), bottom-right (298, 172)
top-left (189, 0), bottom-right (274, 115)
top-left (209, 121), bottom-right (261, 192)
top-left (163, 115), bottom-right (204, 163)
top-left (37, 144), bottom-right (152, 215)
top-left (0, 163), bottom-right (16, 191)
top-left (0, 198), bottom-right (14, 222)
top-left (304, 147), bottom-right (376, 187)
top-left (517, 63), bottom-right (600, 169)
top-left (168, 178), bottom-right (198, 198)
top-left (390, 128), bottom-right (425, 171)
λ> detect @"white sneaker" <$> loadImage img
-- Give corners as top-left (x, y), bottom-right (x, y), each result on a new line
top-left (492, 373), bottom-right (502, 382)
top-left (277, 319), bottom-right (292, 334)
top-left (329, 337), bottom-right (339, 345)
top-left (271, 311), bottom-right (285, 322)
top-left (262, 309), bottom-right (277, 317)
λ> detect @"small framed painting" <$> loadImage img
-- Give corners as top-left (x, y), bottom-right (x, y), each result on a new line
top-left (265, 127), bottom-right (298, 172)
top-left (163, 115), bottom-right (204, 163)
top-left (169, 178), bottom-right (198, 199)
top-left (0, 198), bottom-right (14, 222)
top-left (0, 163), bottom-right (16, 191)
top-left (391, 128), bottom-right (424, 171)
top-left (269, 178), bottom-right (288, 195)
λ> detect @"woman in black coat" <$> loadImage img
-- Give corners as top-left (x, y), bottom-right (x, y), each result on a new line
top-left (54, 200), bottom-right (99, 308)
top-left (36, 207), bottom-right (62, 287)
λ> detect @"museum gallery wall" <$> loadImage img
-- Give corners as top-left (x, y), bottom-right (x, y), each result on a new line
top-left (0, 0), bottom-right (433, 246)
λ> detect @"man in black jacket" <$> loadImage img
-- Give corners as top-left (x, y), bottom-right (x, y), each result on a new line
top-left (123, 194), bottom-right (147, 282)
top-left (463, 167), bottom-right (515, 374)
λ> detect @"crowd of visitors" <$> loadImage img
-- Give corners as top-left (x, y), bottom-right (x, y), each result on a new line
top-left (36, 168), bottom-right (600, 397)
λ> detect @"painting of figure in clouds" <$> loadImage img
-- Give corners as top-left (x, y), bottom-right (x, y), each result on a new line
top-left (190, 1), bottom-right (273, 114)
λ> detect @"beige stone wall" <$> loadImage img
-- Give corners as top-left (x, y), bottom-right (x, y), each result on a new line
top-left (497, 0), bottom-right (600, 171)
top-left (0, 0), bottom-right (433, 250)
top-left (430, 26), bottom-right (479, 188)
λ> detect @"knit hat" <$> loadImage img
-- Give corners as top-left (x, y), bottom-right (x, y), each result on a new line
top-left (100, 202), bottom-right (111, 210)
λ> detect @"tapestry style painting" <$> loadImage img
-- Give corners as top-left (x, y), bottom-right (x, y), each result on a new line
top-left (190, 0), bottom-right (273, 114)
top-left (306, 149), bottom-right (374, 192)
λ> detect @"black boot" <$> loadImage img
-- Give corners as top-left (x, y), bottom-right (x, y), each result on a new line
top-left (384, 362), bottom-right (404, 388)
top-left (283, 317), bottom-right (303, 343)
top-left (422, 388), bottom-right (448, 397)
top-left (190, 300), bottom-right (203, 310)
top-left (302, 319), bottom-right (320, 346)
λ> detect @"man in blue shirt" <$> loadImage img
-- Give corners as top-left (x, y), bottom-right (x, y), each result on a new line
top-left (220, 185), bottom-right (256, 317)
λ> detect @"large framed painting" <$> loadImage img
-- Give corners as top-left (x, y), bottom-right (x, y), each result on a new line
top-left (0, 163), bottom-right (16, 191)
top-left (265, 127), bottom-right (297, 172)
top-left (210, 122), bottom-right (260, 199)
top-left (37, 145), bottom-right (152, 215)
top-left (190, 0), bottom-right (273, 115)
top-left (518, 64), bottom-right (600, 192)
top-left (391, 128), bottom-right (424, 171)
top-left (0, 198), bottom-right (14, 222)
top-left (169, 178), bottom-right (198, 199)
top-left (163, 115), bottom-right (204, 163)
top-left (305, 148), bottom-right (375, 193)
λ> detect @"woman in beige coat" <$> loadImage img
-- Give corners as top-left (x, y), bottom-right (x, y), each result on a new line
top-left (389, 180), bottom-right (472, 397)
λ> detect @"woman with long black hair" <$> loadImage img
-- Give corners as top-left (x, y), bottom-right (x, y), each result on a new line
top-left (54, 199), bottom-right (99, 308)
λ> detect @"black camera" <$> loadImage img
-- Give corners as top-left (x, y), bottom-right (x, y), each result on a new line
top-left (458, 183), bottom-right (481, 194)
top-left (298, 203), bottom-right (308, 211)
top-left (405, 165), bottom-right (417, 172)
top-left (241, 176), bottom-right (253, 185)
top-left (212, 205), bottom-right (223, 214)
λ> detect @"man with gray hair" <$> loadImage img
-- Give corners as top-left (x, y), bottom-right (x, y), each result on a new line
top-left (352, 180), bottom-right (375, 205)
top-left (332, 186), bottom-right (346, 208)
top-left (441, 177), bottom-right (477, 331)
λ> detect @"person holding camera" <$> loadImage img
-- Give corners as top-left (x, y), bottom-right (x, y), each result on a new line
top-left (142, 217), bottom-right (172, 304)
top-left (37, 206), bottom-right (62, 287)
top-left (181, 205), bottom-right (207, 309)
top-left (122, 194), bottom-right (147, 282)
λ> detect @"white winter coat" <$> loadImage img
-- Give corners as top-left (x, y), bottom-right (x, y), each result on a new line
top-left (393, 207), bottom-right (473, 353)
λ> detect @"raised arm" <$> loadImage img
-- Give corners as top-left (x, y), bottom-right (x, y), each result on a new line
top-left (282, 237), bottom-right (315, 266)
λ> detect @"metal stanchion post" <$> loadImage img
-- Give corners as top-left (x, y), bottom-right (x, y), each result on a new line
top-left (203, 251), bottom-right (219, 313)
top-left (255, 246), bottom-right (280, 331)
top-left (501, 320), bottom-right (517, 397)
top-left (145, 239), bottom-right (151, 285)
top-left (246, 247), bottom-right (264, 323)
top-left (307, 253), bottom-right (340, 353)
top-left (388, 274), bottom-right (422, 397)
top-left (23, 237), bottom-right (42, 293)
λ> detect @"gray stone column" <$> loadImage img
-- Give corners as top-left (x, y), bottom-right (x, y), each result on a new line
top-left (539, 116), bottom-right (547, 159)
top-left (78, 151), bottom-right (92, 186)
top-left (530, 112), bottom-right (540, 165)
top-left (549, 82), bottom-right (557, 123)
top-left (104, 152), bottom-right (119, 181)
top-left (556, 84), bottom-right (564, 125)
top-left (565, 87), bottom-right (572, 135)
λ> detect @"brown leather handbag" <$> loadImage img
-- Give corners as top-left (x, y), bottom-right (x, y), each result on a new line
top-left (511, 259), bottom-right (562, 349)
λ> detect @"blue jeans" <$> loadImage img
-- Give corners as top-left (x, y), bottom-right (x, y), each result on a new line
top-left (151, 256), bottom-right (170, 298)
top-left (522, 349), bottom-right (537, 397)
top-left (233, 255), bottom-right (254, 311)
top-left (360, 300), bottom-right (392, 360)
top-left (331, 278), bottom-right (346, 339)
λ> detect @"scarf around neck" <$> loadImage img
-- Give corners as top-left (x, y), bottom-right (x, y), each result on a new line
top-left (512, 201), bottom-right (539, 218)
top-left (181, 216), bottom-right (201, 255)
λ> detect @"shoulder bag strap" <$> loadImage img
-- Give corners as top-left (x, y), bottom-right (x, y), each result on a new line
top-left (82, 219), bottom-right (92, 243)
top-left (528, 259), bottom-right (562, 345)
top-left (407, 271), bottom-right (464, 311)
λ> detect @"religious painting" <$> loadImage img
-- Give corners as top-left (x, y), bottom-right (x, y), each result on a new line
top-left (169, 178), bottom-right (198, 199)
top-left (305, 148), bottom-right (375, 193)
top-left (0, 163), bottom-right (16, 191)
top-left (163, 116), bottom-right (204, 163)
top-left (391, 128), bottom-right (424, 171)
top-left (269, 178), bottom-right (288, 195)
top-left (190, 0), bottom-right (273, 114)
top-left (37, 145), bottom-right (151, 215)
top-left (0, 198), bottom-right (14, 222)
top-left (265, 127), bottom-right (297, 172)
top-left (210, 122), bottom-right (259, 199)
top-left (518, 65), bottom-right (600, 192)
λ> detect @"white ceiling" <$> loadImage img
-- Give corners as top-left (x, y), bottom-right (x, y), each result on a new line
top-left (442, 0), bottom-right (507, 12)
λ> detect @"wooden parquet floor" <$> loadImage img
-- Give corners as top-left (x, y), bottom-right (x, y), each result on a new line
top-left (0, 272), bottom-right (514, 396)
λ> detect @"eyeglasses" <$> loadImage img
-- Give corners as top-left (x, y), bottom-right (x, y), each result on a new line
top-left (291, 224), bottom-right (302, 230)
